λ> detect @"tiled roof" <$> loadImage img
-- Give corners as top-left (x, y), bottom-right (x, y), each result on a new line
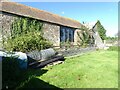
top-left (1, 2), bottom-right (82, 28)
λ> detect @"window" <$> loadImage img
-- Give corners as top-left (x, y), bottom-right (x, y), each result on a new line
top-left (60, 26), bottom-right (75, 42)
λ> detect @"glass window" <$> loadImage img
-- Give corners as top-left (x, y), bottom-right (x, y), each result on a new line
top-left (60, 26), bottom-right (75, 42)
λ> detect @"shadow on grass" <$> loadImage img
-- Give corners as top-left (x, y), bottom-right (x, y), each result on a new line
top-left (2, 57), bottom-right (63, 90)
top-left (3, 66), bottom-right (62, 89)
top-left (17, 69), bottom-right (63, 90)
top-left (18, 77), bottom-right (62, 89)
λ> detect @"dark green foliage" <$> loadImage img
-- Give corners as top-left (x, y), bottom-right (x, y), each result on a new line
top-left (106, 36), bottom-right (118, 44)
top-left (11, 17), bottom-right (43, 39)
top-left (106, 36), bottom-right (118, 41)
top-left (2, 57), bottom-right (22, 89)
top-left (5, 17), bottom-right (52, 52)
top-left (5, 31), bottom-right (52, 52)
top-left (96, 20), bottom-right (106, 40)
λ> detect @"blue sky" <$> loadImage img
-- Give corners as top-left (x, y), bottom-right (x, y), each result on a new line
top-left (15, 2), bottom-right (118, 37)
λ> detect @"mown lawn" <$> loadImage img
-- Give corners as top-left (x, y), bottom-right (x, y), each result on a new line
top-left (17, 50), bottom-right (118, 89)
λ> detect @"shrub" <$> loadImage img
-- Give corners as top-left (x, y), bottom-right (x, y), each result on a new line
top-left (5, 31), bottom-right (53, 53)
top-left (107, 46), bottom-right (118, 51)
top-left (4, 17), bottom-right (53, 52)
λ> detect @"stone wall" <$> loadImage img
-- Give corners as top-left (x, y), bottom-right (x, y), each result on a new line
top-left (1, 12), bottom-right (17, 39)
top-left (0, 12), bottom-right (17, 49)
top-left (0, 11), bottom-right (60, 49)
top-left (0, 12), bottom-right (2, 49)
top-left (74, 29), bottom-right (82, 46)
top-left (92, 25), bottom-right (104, 49)
top-left (42, 23), bottom-right (60, 47)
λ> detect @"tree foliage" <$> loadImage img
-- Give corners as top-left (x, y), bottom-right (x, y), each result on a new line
top-left (96, 20), bottom-right (106, 40)
top-left (106, 36), bottom-right (117, 40)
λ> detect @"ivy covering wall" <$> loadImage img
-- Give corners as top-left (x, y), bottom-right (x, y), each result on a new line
top-left (4, 17), bottom-right (52, 52)
top-left (11, 17), bottom-right (43, 39)
top-left (77, 26), bottom-right (94, 47)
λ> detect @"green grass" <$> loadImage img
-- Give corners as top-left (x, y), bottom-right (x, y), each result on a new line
top-left (17, 50), bottom-right (118, 89)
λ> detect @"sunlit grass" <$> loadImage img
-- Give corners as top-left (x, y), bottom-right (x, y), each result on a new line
top-left (19, 50), bottom-right (118, 88)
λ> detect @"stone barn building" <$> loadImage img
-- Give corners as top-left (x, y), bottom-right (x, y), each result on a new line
top-left (0, 2), bottom-right (83, 49)
top-left (83, 21), bottom-right (105, 49)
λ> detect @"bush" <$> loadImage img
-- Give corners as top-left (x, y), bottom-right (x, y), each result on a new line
top-left (2, 56), bottom-right (22, 89)
top-left (5, 31), bottom-right (53, 53)
top-left (3, 17), bottom-right (53, 52)
top-left (107, 46), bottom-right (118, 51)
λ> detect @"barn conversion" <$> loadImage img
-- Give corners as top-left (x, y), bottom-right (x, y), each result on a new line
top-left (83, 21), bottom-right (104, 49)
top-left (0, 2), bottom-right (84, 49)
top-left (0, 2), bottom-right (104, 49)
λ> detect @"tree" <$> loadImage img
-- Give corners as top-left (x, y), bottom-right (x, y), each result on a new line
top-left (96, 20), bottom-right (106, 40)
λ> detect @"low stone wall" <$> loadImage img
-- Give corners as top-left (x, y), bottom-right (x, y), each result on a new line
top-left (58, 47), bottom-right (96, 57)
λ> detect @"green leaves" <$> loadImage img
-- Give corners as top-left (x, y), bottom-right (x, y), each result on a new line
top-left (5, 31), bottom-right (52, 52)
top-left (11, 17), bottom-right (43, 39)
top-left (96, 20), bottom-right (106, 40)
top-left (5, 17), bottom-right (52, 52)
top-left (77, 26), bottom-right (93, 47)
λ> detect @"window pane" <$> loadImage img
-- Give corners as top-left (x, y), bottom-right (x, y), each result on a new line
top-left (60, 26), bottom-right (74, 42)
top-left (60, 27), bottom-right (65, 42)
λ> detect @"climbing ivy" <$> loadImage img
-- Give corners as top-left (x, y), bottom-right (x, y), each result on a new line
top-left (11, 17), bottom-right (43, 39)
top-left (77, 26), bottom-right (94, 47)
top-left (5, 17), bottom-right (52, 52)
